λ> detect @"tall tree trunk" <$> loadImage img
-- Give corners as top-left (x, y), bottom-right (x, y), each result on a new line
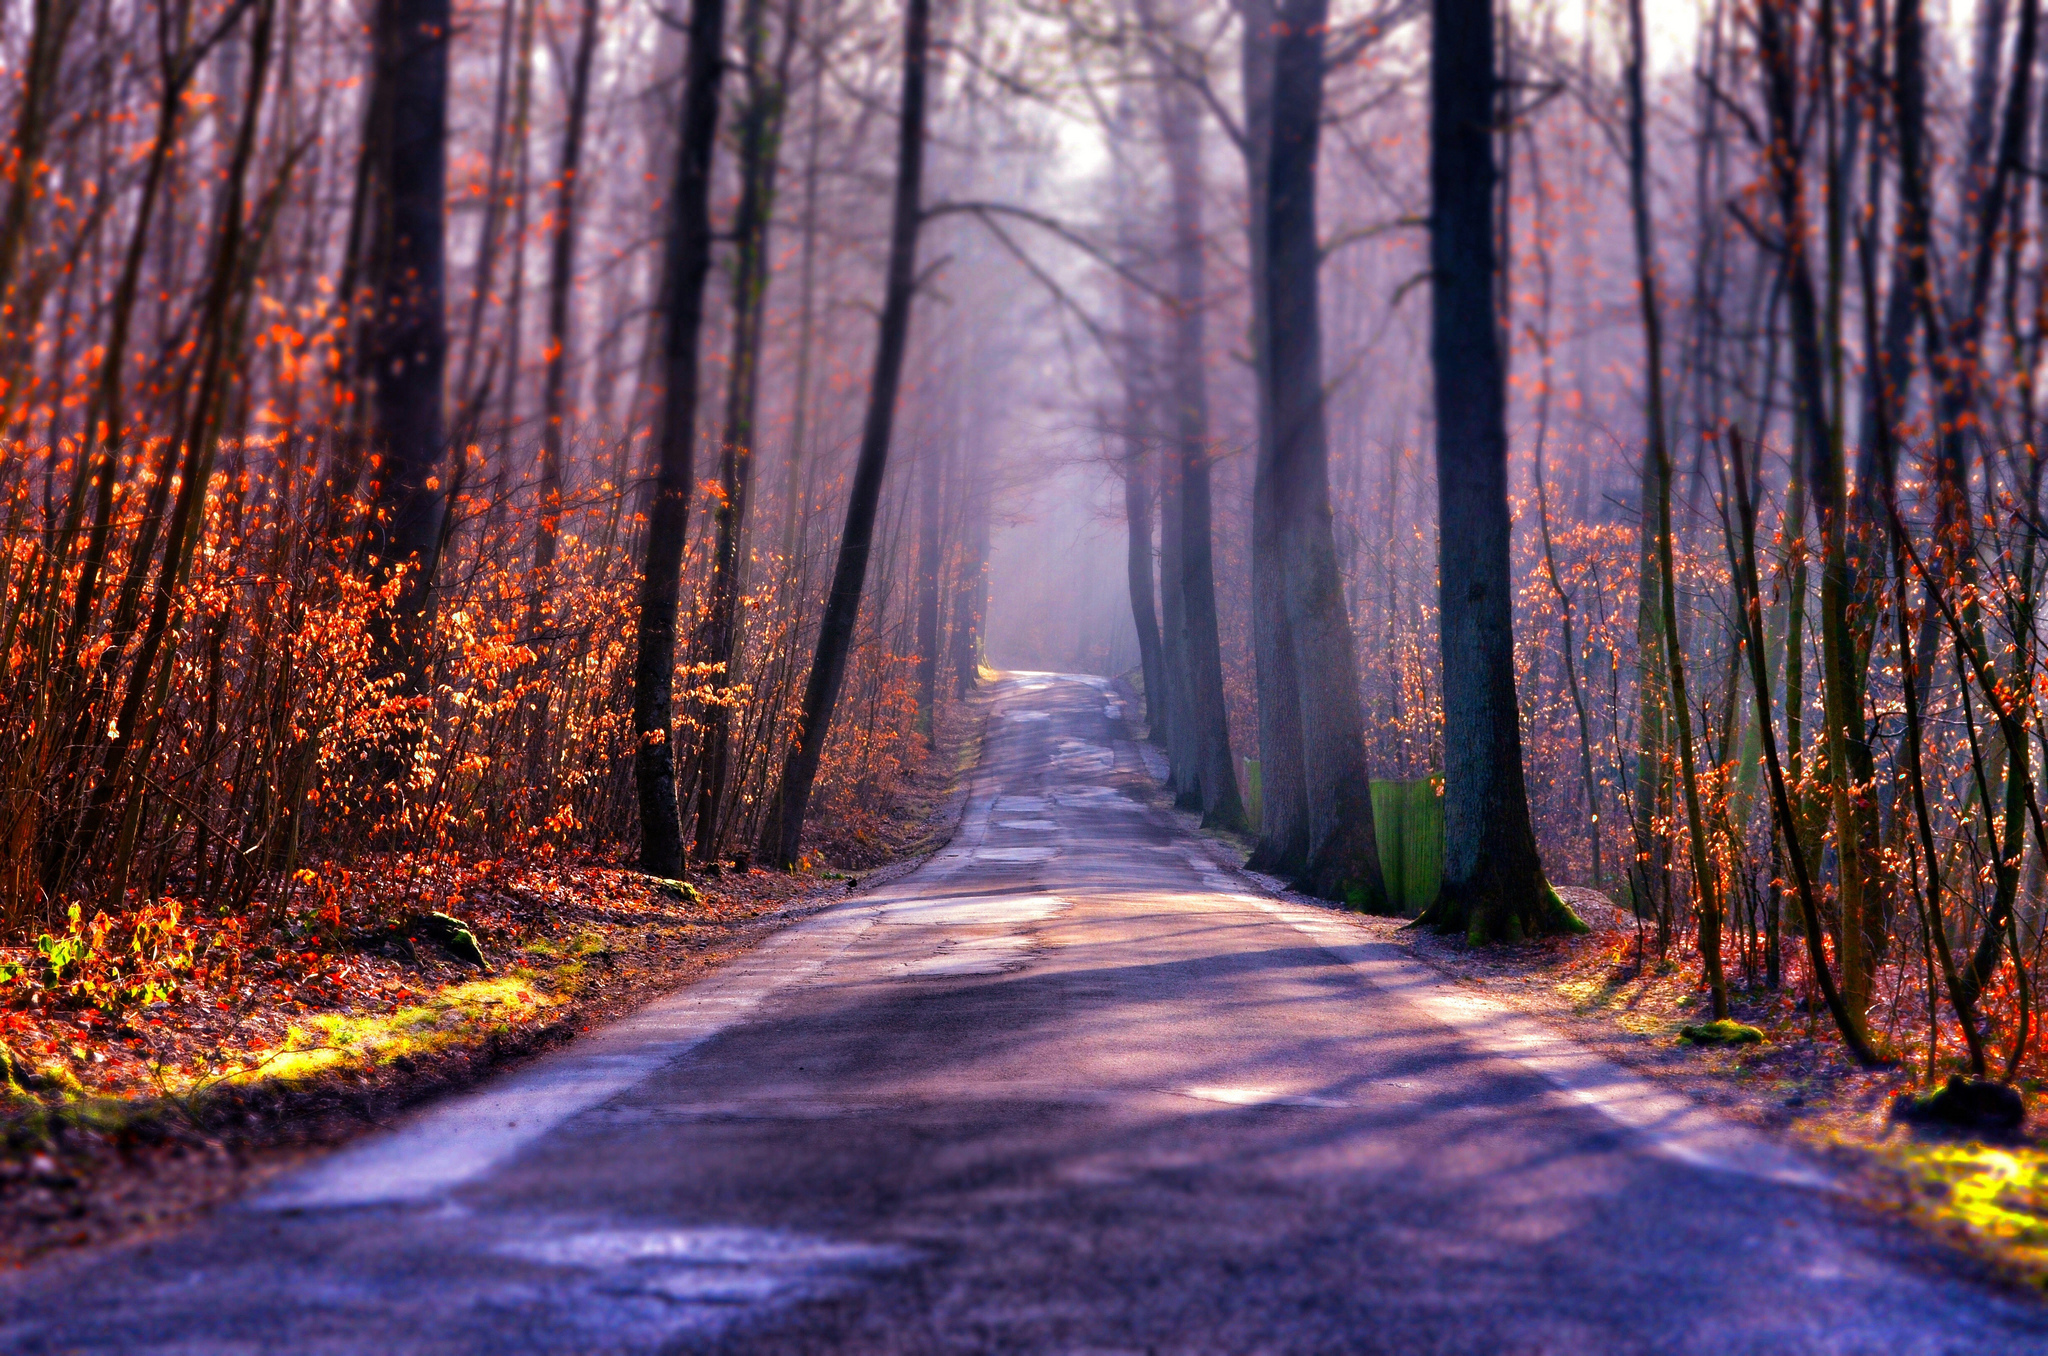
top-left (0, 0), bottom-right (78, 328)
top-left (531, 0), bottom-right (602, 599)
top-left (522, 0), bottom-right (601, 784)
top-left (1626, 0), bottom-right (1725, 1012)
top-left (1156, 402), bottom-right (1195, 795)
top-left (1416, 0), bottom-right (1567, 941)
top-left (1724, 431), bottom-right (1884, 1065)
top-left (451, 0), bottom-right (531, 442)
top-left (1113, 89), bottom-right (1168, 739)
top-left (1237, 0), bottom-right (1313, 876)
top-left (1265, 0), bottom-right (1387, 905)
top-left (1758, 0), bottom-right (1875, 1022)
top-left (1157, 60), bottom-right (1245, 831)
top-left (1123, 429), bottom-right (1166, 737)
top-left (631, 0), bottom-right (728, 876)
top-left (951, 465), bottom-right (989, 698)
top-left (759, 0), bottom-right (929, 868)
top-left (363, 0), bottom-right (454, 730)
top-left (779, 25), bottom-right (826, 568)
top-left (693, 0), bottom-right (800, 860)
top-left (914, 438), bottom-right (943, 744)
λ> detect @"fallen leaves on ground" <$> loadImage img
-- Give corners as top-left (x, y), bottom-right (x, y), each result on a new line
top-left (0, 862), bottom-right (852, 1265)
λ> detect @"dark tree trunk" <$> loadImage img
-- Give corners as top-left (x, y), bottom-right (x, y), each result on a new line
top-left (1114, 92), bottom-right (1168, 740)
top-left (521, 0), bottom-right (600, 784)
top-left (779, 36), bottom-right (826, 568)
top-left (1122, 427), bottom-right (1166, 739)
top-left (363, 0), bottom-right (453, 719)
top-left (693, 0), bottom-right (799, 861)
top-left (1156, 409), bottom-right (1196, 797)
top-left (759, 0), bottom-right (929, 868)
top-left (1757, 0), bottom-right (1880, 1018)
top-left (915, 438), bottom-right (942, 745)
top-left (631, 0), bottom-right (728, 876)
top-left (531, 0), bottom-right (601, 594)
top-left (950, 468), bottom-right (989, 698)
top-left (1157, 65), bottom-right (1244, 831)
top-left (1238, 0), bottom-right (1313, 877)
top-left (1265, 0), bottom-right (1387, 906)
top-left (1627, 0), bottom-right (1724, 1012)
top-left (1416, 0), bottom-right (1560, 941)
top-left (0, 0), bottom-right (78, 322)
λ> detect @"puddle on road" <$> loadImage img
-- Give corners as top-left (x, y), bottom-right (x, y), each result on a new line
top-left (1008, 709), bottom-right (1051, 721)
top-left (996, 819), bottom-right (1058, 832)
top-left (1054, 787), bottom-right (1138, 810)
top-left (1054, 738), bottom-right (1114, 770)
top-left (502, 1225), bottom-right (909, 1271)
top-left (1177, 1086), bottom-right (1351, 1110)
top-left (898, 934), bottom-right (1037, 977)
top-left (886, 893), bottom-right (1066, 926)
top-left (495, 1225), bottom-right (914, 1334)
top-left (973, 845), bottom-right (1058, 863)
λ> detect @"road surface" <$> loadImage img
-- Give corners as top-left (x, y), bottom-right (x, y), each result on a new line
top-left (4, 673), bottom-right (2045, 1353)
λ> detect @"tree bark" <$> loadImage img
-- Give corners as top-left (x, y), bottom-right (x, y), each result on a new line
top-left (1415, 0), bottom-right (1565, 941)
top-left (631, 0), bottom-right (728, 876)
top-left (915, 438), bottom-right (943, 744)
top-left (521, 0), bottom-right (601, 785)
top-left (1626, 0), bottom-right (1725, 1012)
top-left (1114, 91), bottom-right (1168, 741)
top-left (1155, 398), bottom-right (1196, 799)
top-left (1156, 59), bottom-right (1245, 832)
top-left (363, 0), bottom-right (454, 722)
top-left (693, 0), bottom-right (799, 860)
top-left (532, 0), bottom-right (602, 597)
top-left (1758, 0), bottom-right (1877, 1020)
top-left (1237, 0), bottom-right (1313, 876)
top-left (1265, 0), bottom-right (1387, 905)
top-left (1123, 438), bottom-right (1166, 738)
top-left (759, 0), bottom-right (929, 868)
top-left (951, 465), bottom-right (989, 698)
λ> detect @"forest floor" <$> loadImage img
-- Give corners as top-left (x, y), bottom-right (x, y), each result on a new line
top-left (0, 697), bottom-right (990, 1268)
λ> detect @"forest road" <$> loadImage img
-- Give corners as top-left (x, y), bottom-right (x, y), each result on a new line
top-left (5, 673), bottom-right (2048, 1354)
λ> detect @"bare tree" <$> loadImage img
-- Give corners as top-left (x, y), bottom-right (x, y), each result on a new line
top-left (1258, 0), bottom-right (1388, 904)
top-left (760, 0), bottom-right (932, 867)
top-left (362, 0), bottom-right (454, 730)
top-left (632, 0), bottom-right (729, 876)
top-left (1414, 0), bottom-right (1568, 940)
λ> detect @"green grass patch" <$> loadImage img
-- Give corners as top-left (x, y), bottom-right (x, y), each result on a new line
top-left (241, 974), bottom-right (563, 1086)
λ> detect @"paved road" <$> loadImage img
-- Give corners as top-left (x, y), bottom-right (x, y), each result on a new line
top-left (6, 673), bottom-right (2047, 1353)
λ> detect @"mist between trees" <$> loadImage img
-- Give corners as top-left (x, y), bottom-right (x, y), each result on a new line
top-left (3, 0), bottom-right (2048, 1080)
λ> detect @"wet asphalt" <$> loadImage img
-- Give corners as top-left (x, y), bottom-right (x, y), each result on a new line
top-left (5, 672), bottom-right (2048, 1353)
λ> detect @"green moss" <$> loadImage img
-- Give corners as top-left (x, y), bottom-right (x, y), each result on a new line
top-left (230, 974), bottom-right (562, 1085)
top-left (418, 912), bottom-right (487, 968)
top-left (1678, 1018), bottom-right (1765, 1046)
top-left (1542, 884), bottom-right (1591, 936)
